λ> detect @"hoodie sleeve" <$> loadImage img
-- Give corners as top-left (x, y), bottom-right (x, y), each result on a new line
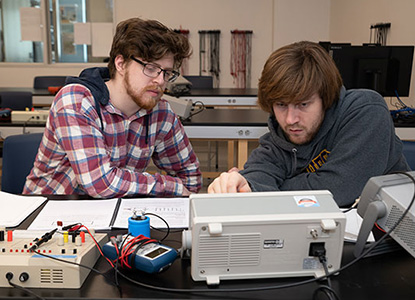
top-left (240, 133), bottom-right (289, 191)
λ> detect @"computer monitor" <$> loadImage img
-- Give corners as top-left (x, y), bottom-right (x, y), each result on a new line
top-left (329, 45), bottom-right (414, 97)
top-left (319, 41), bottom-right (351, 52)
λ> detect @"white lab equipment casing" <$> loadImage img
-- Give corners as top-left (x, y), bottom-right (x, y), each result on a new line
top-left (163, 94), bottom-right (192, 119)
top-left (183, 191), bottom-right (346, 285)
top-left (354, 171), bottom-right (415, 258)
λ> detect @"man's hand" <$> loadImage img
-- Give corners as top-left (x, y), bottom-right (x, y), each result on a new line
top-left (182, 186), bottom-right (191, 196)
top-left (207, 168), bottom-right (252, 193)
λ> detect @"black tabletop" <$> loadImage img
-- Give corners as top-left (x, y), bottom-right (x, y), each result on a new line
top-left (1, 108), bottom-right (270, 128)
top-left (182, 108), bottom-right (269, 126)
top-left (181, 88), bottom-right (258, 97)
top-left (0, 87), bottom-right (52, 96)
top-left (1, 87), bottom-right (258, 98)
top-left (1, 225), bottom-right (414, 299)
top-left (2, 194), bottom-right (415, 300)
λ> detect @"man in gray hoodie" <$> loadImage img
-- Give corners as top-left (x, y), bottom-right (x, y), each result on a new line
top-left (208, 41), bottom-right (410, 207)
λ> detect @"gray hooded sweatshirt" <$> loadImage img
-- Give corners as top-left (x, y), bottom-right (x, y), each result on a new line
top-left (240, 87), bottom-right (410, 207)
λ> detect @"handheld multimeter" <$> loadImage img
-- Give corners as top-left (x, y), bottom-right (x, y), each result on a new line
top-left (102, 236), bottom-right (178, 273)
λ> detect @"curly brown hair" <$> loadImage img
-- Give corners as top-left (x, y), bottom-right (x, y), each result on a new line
top-left (257, 41), bottom-right (343, 113)
top-left (107, 18), bottom-right (192, 78)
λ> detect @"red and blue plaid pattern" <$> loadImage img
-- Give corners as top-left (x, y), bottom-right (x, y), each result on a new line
top-left (23, 84), bottom-right (202, 198)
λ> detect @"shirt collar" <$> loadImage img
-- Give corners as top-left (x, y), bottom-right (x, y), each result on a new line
top-left (105, 99), bottom-right (154, 120)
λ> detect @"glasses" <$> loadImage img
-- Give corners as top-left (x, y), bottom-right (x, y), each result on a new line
top-left (131, 57), bottom-right (180, 82)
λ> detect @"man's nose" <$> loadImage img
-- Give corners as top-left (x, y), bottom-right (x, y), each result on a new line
top-left (285, 105), bottom-right (300, 124)
top-left (152, 71), bottom-right (165, 85)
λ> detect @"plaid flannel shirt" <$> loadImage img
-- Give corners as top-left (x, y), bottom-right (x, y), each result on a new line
top-left (23, 84), bottom-right (202, 198)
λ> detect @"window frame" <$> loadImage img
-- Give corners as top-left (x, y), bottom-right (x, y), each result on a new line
top-left (0, 0), bottom-right (114, 65)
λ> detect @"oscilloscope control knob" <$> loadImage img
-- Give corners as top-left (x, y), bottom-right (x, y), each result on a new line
top-left (19, 272), bottom-right (29, 282)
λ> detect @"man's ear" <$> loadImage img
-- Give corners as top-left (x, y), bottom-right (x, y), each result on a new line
top-left (114, 55), bottom-right (127, 76)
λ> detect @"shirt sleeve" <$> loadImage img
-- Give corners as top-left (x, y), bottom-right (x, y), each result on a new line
top-left (151, 115), bottom-right (202, 194)
top-left (51, 88), bottom-right (201, 198)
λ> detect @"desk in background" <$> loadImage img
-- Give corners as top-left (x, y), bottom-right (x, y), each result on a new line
top-left (1, 109), bottom-right (415, 169)
top-left (1, 87), bottom-right (258, 108)
top-left (183, 108), bottom-right (268, 171)
top-left (395, 126), bottom-right (415, 141)
top-left (0, 123), bottom-right (45, 139)
top-left (178, 88), bottom-right (259, 175)
top-left (179, 88), bottom-right (258, 107)
top-left (0, 108), bottom-right (270, 178)
top-left (0, 87), bottom-right (55, 107)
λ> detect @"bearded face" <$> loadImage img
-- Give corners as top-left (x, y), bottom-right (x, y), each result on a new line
top-left (273, 93), bottom-right (325, 145)
top-left (123, 67), bottom-right (164, 110)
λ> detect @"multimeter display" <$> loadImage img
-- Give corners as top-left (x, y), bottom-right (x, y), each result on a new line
top-left (145, 247), bottom-right (169, 259)
top-left (102, 237), bottom-right (178, 273)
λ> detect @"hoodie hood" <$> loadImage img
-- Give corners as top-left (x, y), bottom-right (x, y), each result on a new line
top-left (66, 67), bottom-right (111, 106)
top-left (65, 67), bottom-right (111, 131)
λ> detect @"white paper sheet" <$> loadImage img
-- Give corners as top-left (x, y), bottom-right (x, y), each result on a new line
top-left (113, 198), bottom-right (190, 229)
top-left (28, 199), bottom-right (119, 230)
top-left (343, 208), bottom-right (375, 242)
top-left (0, 192), bottom-right (47, 228)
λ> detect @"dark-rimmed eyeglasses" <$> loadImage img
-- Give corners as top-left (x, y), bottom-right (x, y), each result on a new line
top-left (131, 57), bottom-right (180, 82)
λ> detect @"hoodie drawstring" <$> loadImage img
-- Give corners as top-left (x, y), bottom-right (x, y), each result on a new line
top-left (291, 148), bottom-right (298, 175)
top-left (94, 98), bottom-right (105, 132)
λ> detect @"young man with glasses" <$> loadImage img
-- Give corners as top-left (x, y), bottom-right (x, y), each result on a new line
top-left (24, 18), bottom-right (202, 198)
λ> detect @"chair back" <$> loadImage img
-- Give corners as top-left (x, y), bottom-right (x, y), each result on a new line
top-left (0, 91), bottom-right (33, 110)
top-left (402, 140), bottom-right (415, 170)
top-left (183, 75), bottom-right (213, 89)
top-left (33, 76), bottom-right (68, 89)
top-left (1, 133), bottom-right (43, 194)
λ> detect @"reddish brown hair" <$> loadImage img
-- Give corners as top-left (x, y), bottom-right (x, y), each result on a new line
top-left (108, 18), bottom-right (191, 78)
